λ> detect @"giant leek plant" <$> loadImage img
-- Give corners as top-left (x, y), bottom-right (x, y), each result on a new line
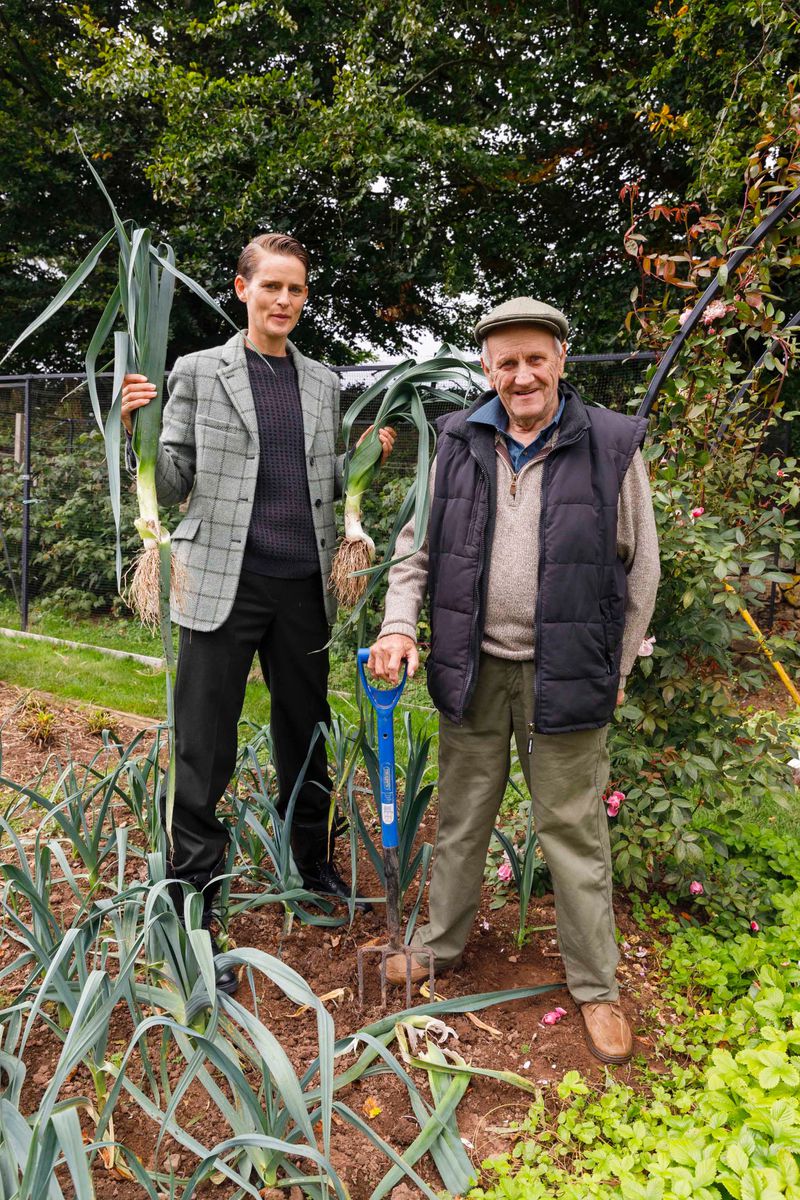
top-left (1, 139), bottom-right (243, 836)
top-left (331, 347), bottom-right (485, 610)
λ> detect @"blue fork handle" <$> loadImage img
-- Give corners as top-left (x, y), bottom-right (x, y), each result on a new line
top-left (357, 647), bottom-right (407, 851)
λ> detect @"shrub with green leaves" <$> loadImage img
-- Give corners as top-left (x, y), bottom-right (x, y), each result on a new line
top-left (470, 886), bottom-right (800, 1200)
top-left (0, 432), bottom-right (141, 615)
top-left (608, 136), bottom-right (800, 902)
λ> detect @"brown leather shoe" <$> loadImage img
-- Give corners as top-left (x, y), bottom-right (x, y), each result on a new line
top-left (580, 1001), bottom-right (634, 1064)
top-left (385, 952), bottom-right (433, 986)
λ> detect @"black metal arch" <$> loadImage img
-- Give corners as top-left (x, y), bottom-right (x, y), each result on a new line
top-left (636, 183), bottom-right (800, 420)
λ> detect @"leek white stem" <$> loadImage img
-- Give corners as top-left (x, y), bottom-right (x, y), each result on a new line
top-left (343, 491), bottom-right (375, 556)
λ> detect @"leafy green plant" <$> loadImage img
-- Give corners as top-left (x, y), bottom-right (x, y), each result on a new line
top-left (107, 725), bottom-right (170, 854)
top-left (82, 706), bottom-right (122, 740)
top-left (1, 747), bottom-right (133, 893)
top-left (470, 886), bottom-right (800, 1200)
top-left (1, 139), bottom-right (255, 846)
top-left (609, 134), bottom-right (800, 897)
top-left (226, 724), bottom-right (348, 927)
top-left (332, 348), bottom-right (484, 616)
top-left (355, 711), bottom-right (437, 938)
top-left (0, 432), bottom-right (142, 616)
top-left (18, 698), bottom-right (57, 749)
top-left (489, 782), bottom-right (552, 947)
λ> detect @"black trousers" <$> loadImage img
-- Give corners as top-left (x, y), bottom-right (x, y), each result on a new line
top-left (169, 570), bottom-right (332, 881)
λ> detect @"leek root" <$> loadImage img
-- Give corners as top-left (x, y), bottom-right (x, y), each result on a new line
top-left (330, 348), bottom-right (486, 618)
top-left (330, 537), bottom-right (374, 606)
top-left (125, 527), bottom-right (186, 629)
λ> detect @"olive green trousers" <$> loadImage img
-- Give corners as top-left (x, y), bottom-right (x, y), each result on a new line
top-left (413, 653), bottom-right (619, 1004)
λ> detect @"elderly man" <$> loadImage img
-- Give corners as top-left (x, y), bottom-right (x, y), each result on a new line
top-left (368, 298), bottom-right (659, 1063)
top-left (122, 233), bottom-right (394, 991)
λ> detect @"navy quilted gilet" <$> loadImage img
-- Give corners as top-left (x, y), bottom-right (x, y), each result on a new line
top-left (426, 382), bottom-right (647, 732)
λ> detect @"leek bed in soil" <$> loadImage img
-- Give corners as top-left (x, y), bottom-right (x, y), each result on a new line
top-left (1, 138), bottom-right (251, 834)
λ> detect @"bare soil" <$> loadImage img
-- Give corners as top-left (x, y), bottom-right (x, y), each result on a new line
top-left (0, 680), bottom-right (705, 1198)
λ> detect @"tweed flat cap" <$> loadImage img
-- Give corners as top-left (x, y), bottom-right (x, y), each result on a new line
top-left (474, 297), bottom-right (569, 345)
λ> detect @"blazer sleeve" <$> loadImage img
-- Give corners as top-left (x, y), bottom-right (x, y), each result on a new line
top-left (153, 355), bottom-right (198, 507)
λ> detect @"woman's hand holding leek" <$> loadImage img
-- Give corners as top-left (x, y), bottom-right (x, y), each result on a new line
top-left (121, 373), bottom-right (157, 434)
top-left (121, 374), bottom-right (397, 457)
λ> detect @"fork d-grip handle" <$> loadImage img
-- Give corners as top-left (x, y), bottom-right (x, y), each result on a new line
top-left (356, 648), bottom-right (407, 852)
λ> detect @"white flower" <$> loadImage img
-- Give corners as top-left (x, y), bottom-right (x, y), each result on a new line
top-left (638, 635), bottom-right (656, 657)
top-left (788, 748), bottom-right (800, 771)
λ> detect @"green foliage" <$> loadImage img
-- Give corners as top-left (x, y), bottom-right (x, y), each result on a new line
top-left (0, 432), bottom-right (140, 615)
top-left (470, 887), bottom-right (800, 1200)
top-left (3, 2), bottom-right (797, 368)
top-left (608, 136), bottom-right (800, 902)
top-left (3, 1), bottom-right (701, 368)
top-left (333, 346), bottom-right (484, 622)
top-left (487, 781), bottom-right (553, 946)
top-left (641, 2), bottom-right (800, 205)
top-left (663, 820), bottom-right (800, 939)
top-left (17, 696), bottom-right (58, 748)
top-left (0, 725), bottom-right (556, 1196)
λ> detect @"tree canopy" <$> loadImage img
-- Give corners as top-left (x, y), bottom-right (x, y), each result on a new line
top-left (1, 0), bottom-right (796, 368)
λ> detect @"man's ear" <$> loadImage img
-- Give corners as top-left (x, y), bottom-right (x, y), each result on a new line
top-left (479, 355), bottom-right (492, 383)
top-left (233, 274), bottom-right (248, 303)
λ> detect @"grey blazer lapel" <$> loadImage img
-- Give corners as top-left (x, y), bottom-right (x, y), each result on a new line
top-left (288, 339), bottom-right (323, 455)
top-left (216, 332), bottom-right (258, 440)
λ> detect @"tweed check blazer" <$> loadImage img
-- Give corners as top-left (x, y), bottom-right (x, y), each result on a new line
top-left (152, 331), bottom-right (343, 631)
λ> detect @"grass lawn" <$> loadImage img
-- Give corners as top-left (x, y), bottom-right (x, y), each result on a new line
top-left (0, 598), bottom-right (435, 732)
top-left (0, 596), bottom-right (172, 657)
top-left (4, 597), bottom-right (796, 837)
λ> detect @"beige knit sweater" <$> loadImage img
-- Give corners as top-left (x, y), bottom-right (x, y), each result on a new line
top-left (380, 437), bottom-right (660, 690)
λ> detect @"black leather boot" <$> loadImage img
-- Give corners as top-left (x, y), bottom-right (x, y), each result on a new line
top-left (167, 874), bottom-right (240, 995)
top-left (292, 831), bottom-right (373, 914)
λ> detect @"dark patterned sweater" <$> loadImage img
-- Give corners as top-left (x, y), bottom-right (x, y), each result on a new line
top-left (242, 348), bottom-right (319, 579)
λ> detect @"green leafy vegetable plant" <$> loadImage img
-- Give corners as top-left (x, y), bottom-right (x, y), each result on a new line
top-left (1, 137), bottom-right (244, 839)
top-left (331, 347), bottom-right (484, 609)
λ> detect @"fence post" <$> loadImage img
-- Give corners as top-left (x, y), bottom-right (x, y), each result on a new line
top-left (20, 377), bottom-right (31, 631)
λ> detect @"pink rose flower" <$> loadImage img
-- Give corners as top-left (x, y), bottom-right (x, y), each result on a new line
top-left (777, 469), bottom-right (785, 478)
top-left (689, 881), bottom-right (704, 896)
top-left (638, 635), bottom-right (656, 657)
top-left (606, 789), bottom-right (625, 817)
top-left (497, 859), bottom-right (513, 884)
top-left (750, 920), bottom-right (760, 932)
top-left (702, 299), bottom-right (730, 325)
top-left (541, 1007), bottom-right (568, 1026)
top-left (690, 506), bottom-right (705, 519)
top-left (678, 310), bottom-right (692, 326)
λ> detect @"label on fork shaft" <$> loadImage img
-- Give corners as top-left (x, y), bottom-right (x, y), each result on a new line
top-left (382, 803), bottom-right (394, 825)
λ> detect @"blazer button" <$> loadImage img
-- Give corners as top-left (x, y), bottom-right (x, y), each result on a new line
top-left (320, 538), bottom-right (326, 548)
top-left (308, 456), bottom-right (315, 466)
top-left (314, 498), bottom-right (322, 508)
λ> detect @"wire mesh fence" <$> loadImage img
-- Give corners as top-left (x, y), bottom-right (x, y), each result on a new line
top-left (0, 353), bottom-right (654, 644)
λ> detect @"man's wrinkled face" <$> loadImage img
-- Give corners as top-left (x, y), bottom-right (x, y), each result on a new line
top-left (481, 325), bottom-right (566, 434)
top-left (234, 248), bottom-right (308, 345)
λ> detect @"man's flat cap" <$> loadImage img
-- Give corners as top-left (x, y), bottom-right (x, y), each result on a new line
top-left (474, 297), bottom-right (569, 345)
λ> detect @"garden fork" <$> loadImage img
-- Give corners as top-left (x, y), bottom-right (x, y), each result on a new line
top-left (356, 648), bottom-right (435, 1007)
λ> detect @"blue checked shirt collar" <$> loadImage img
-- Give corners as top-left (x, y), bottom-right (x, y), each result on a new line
top-left (467, 392), bottom-right (565, 472)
